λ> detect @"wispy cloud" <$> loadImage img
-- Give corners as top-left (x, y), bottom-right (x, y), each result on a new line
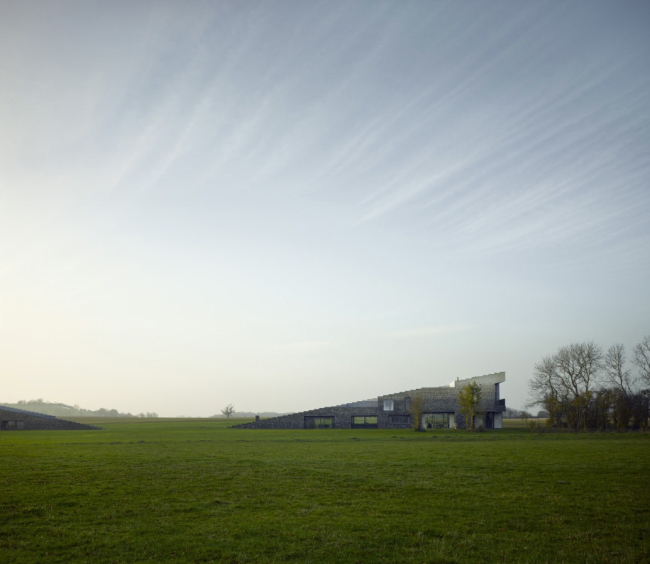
top-left (1, 1), bottom-right (648, 415)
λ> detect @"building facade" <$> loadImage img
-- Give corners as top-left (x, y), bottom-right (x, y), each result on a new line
top-left (0, 405), bottom-right (100, 431)
top-left (232, 372), bottom-right (506, 430)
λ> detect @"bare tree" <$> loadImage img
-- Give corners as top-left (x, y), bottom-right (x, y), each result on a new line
top-left (528, 355), bottom-right (563, 426)
top-left (528, 355), bottom-right (558, 404)
top-left (604, 344), bottom-right (633, 395)
top-left (632, 336), bottom-right (650, 387)
top-left (221, 404), bottom-right (235, 418)
top-left (556, 342), bottom-right (602, 428)
top-left (530, 339), bottom-right (650, 431)
top-left (555, 342), bottom-right (602, 395)
top-left (528, 342), bottom-right (602, 429)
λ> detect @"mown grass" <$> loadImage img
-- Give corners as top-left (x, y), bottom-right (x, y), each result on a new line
top-left (1, 419), bottom-right (648, 563)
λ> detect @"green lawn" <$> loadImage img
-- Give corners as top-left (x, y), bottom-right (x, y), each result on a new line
top-left (1, 419), bottom-right (648, 563)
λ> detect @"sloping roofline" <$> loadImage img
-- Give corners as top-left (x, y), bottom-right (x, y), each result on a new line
top-left (0, 405), bottom-right (57, 419)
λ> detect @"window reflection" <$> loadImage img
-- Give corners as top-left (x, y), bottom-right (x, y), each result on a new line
top-left (304, 416), bottom-right (334, 429)
top-left (422, 413), bottom-right (453, 429)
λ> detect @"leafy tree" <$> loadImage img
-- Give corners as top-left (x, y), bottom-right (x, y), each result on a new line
top-left (458, 382), bottom-right (482, 430)
top-left (408, 395), bottom-right (424, 431)
top-left (588, 388), bottom-right (615, 431)
top-left (630, 392), bottom-right (650, 431)
top-left (221, 404), bottom-right (235, 418)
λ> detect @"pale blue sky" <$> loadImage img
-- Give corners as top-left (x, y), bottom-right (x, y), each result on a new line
top-left (1, 1), bottom-right (649, 415)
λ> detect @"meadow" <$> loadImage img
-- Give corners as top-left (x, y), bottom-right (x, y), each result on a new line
top-left (1, 419), bottom-right (648, 563)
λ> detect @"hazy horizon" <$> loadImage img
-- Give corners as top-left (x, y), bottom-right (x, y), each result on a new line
top-left (1, 1), bottom-right (649, 416)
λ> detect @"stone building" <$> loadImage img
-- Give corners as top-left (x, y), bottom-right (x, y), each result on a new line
top-left (232, 372), bottom-right (506, 430)
top-left (0, 405), bottom-right (100, 431)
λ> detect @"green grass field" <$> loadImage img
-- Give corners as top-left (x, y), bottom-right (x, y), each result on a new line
top-left (1, 419), bottom-right (648, 563)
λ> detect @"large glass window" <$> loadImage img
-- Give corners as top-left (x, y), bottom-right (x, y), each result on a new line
top-left (2, 420), bottom-right (25, 430)
top-left (304, 416), bottom-right (334, 429)
top-left (351, 416), bottom-right (378, 428)
top-left (383, 400), bottom-right (394, 411)
top-left (422, 413), bottom-right (453, 429)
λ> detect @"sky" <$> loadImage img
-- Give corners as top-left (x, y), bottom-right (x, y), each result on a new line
top-left (1, 0), bottom-right (649, 416)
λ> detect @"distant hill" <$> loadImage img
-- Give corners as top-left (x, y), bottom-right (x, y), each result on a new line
top-left (0, 399), bottom-right (158, 418)
top-left (210, 412), bottom-right (289, 419)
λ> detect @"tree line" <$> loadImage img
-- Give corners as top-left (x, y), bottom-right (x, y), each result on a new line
top-left (528, 336), bottom-right (650, 430)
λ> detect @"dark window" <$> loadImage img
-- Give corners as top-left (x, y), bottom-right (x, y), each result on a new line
top-left (351, 416), bottom-right (378, 428)
top-left (404, 397), bottom-right (411, 411)
top-left (389, 415), bottom-right (411, 424)
top-left (304, 416), bottom-right (334, 429)
top-left (3, 420), bottom-right (23, 430)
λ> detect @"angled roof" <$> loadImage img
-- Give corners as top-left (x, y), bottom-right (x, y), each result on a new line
top-left (0, 405), bottom-right (57, 419)
top-left (336, 398), bottom-right (378, 408)
top-left (379, 372), bottom-right (506, 399)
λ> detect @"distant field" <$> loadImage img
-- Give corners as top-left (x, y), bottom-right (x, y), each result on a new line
top-left (503, 417), bottom-right (543, 428)
top-left (1, 419), bottom-right (648, 563)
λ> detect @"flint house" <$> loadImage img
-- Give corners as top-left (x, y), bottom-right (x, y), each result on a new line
top-left (0, 405), bottom-right (99, 431)
top-left (233, 372), bottom-right (506, 430)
